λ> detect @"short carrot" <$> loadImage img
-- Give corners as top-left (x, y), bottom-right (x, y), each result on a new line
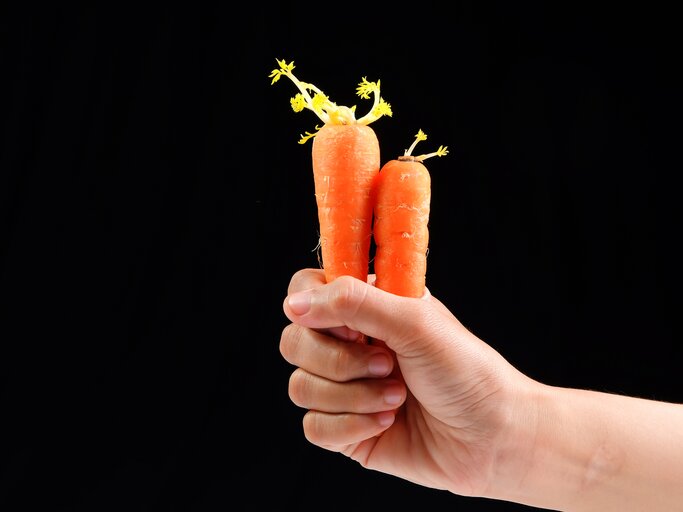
top-left (373, 130), bottom-right (448, 298)
top-left (269, 59), bottom-right (392, 284)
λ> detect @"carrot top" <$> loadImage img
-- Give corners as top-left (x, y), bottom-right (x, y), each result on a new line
top-left (400, 129), bottom-right (449, 162)
top-left (269, 59), bottom-right (393, 143)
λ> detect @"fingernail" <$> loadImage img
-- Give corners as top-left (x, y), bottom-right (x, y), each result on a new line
top-left (368, 354), bottom-right (391, 376)
top-left (287, 290), bottom-right (312, 315)
top-left (377, 411), bottom-right (395, 427)
top-left (384, 385), bottom-right (403, 405)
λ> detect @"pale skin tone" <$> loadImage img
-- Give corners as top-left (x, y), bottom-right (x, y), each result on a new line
top-left (280, 268), bottom-right (683, 511)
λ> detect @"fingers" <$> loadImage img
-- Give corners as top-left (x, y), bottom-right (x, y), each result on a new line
top-left (285, 269), bottom-right (367, 342)
top-left (302, 410), bottom-right (396, 450)
top-left (288, 368), bottom-right (405, 413)
top-left (280, 270), bottom-right (410, 451)
top-left (280, 322), bottom-right (405, 415)
top-left (280, 323), bottom-right (395, 381)
top-left (283, 275), bottom-right (443, 356)
top-left (287, 268), bottom-right (326, 295)
top-left (287, 268), bottom-right (376, 295)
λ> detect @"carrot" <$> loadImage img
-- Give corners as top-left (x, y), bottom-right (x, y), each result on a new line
top-left (373, 130), bottom-right (448, 298)
top-left (269, 59), bottom-right (392, 284)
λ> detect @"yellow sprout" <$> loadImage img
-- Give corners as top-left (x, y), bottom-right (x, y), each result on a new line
top-left (290, 94), bottom-right (307, 113)
top-left (269, 59), bottom-right (392, 143)
top-left (402, 130), bottom-right (449, 162)
top-left (298, 130), bottom-right (319, 145)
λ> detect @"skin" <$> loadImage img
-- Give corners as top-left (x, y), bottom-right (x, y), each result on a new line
top-left (280, 268), bottom-right (683, 511)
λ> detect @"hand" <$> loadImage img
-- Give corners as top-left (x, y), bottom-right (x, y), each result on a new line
top-left (279, 268), bottom-right (535, 497)
top-left (280, 270), bottom-right (683, 510)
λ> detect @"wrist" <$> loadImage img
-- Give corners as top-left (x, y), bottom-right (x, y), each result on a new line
top-left (487, 383), bottom-right (628, 511)
top-left (480, 372), bottom-right (546, 505)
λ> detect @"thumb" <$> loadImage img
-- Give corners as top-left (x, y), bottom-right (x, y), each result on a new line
top-left (283, 275), bottom-right (440, 356)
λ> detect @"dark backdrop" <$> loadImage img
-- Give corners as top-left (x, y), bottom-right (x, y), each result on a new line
top-left (1, 3), bottom-right (680, 511)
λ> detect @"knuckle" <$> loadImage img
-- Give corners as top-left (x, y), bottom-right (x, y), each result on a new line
top-left (287, 369), bottom-right (310, 408)
top-left (328, 276), bottom-right (367, 320)
top-left (279, 323), bottom-right (305, 364)
top-left (302, 412), bottom-right (323, 445)
top-left (288, 269), bottom-right (309, 294)
top-left (289, 268), bottom-right (324, 294)
top-left (328, 345), bottom-right (353, 381)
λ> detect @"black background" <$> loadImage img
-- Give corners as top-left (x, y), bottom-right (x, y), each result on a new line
top-left (1, 3), bottom-right (681, 511)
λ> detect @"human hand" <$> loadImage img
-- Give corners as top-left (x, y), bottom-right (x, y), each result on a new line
top-left (279, 268), bottom-right (536, 497)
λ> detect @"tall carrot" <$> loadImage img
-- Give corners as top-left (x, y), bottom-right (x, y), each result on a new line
top-left (269, 59), bottom-right (392, 284)
top-left (373, 130), bottom-right (448, 298)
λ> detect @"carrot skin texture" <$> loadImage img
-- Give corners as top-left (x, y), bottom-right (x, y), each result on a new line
top-left (311, 124), bottom-right (380, 283)
top-left (373, 159), bottom-right (431, 298)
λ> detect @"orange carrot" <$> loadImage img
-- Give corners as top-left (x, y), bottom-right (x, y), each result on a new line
top-left (311, 124), bottom-right (380, 282)
top-left (373, 130), bottom-right (448, 298)
top-left (270, 59), bottom-right (392, 284)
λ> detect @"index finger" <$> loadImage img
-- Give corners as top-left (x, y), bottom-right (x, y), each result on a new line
top-left (288, 268), bottom-right (327, 295)
top-left (288, 269), bottom-right (378, 295)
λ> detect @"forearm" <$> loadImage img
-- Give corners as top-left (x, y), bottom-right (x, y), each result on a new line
top-left (495, 383), bottom-right (683, 511)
